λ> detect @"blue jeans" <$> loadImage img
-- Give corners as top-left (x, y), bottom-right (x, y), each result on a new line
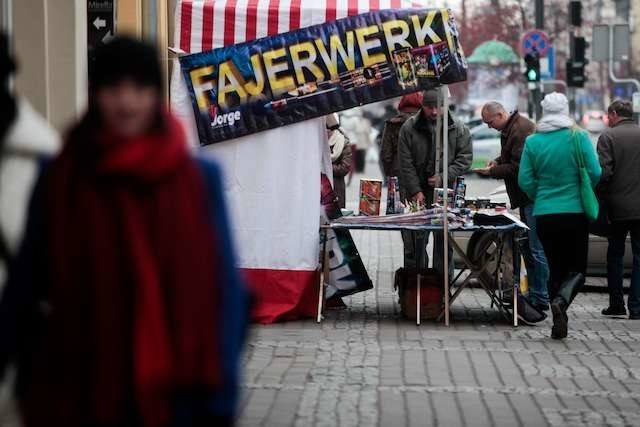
top-left (519, 204), bottom-right (550, 306)
top-left (607, 221), bottom-right (640, 315)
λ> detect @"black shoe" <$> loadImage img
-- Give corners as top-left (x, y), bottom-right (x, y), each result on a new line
top-left (629, 313), bottom-right (640, 320)
top-left (549, 272), bottom-right (584, 340)
top-left (551, 302), bottom-right (568, 339)
top-left (602, 306), bottom-right (627, 316)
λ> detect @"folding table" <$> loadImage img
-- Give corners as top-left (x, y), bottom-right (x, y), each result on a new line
top-left (318, 221), bottom-right (526, 326)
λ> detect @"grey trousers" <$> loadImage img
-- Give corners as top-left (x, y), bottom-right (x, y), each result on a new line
top-left (401, 230), bottom-right (454, 277)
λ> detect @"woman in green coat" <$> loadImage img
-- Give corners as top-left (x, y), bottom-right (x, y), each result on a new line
top-left (518, 92), bottom-right (601, 339)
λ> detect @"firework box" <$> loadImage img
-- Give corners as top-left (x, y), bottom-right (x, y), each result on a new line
top-left (386, 176), bottom-right (401, 215)
top-left (413, 41), bottom-right (451, 79)
top-left (433, 187), bottom-right (455, 205)
top-left (359, 179), bottom-right (383, 216)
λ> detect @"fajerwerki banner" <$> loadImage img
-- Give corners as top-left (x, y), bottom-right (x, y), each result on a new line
top-left (180, 8), bottom-right (467, 146)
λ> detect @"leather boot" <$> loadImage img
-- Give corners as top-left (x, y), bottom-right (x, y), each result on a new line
top-left (550, 272), bottom-right (585, 339)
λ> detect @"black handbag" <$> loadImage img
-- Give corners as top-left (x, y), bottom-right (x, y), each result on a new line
top-left (589, 199), bottom-right (612, 237)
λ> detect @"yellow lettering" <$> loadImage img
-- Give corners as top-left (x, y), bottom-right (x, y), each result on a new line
top-left (289, 41), bottom-right (325, 85)
top-left (411, 12), bottom-right (442, 46)
top-left (217, 60), bottom-right (248, 109)
top-left (382, 19), bottom-right (412, 57)
top-left (189, 66), bottom-right (215, 111)
top-left (263, 47), bottom-right (296, 97)
top-left (244, 54), bottom-right (266, 96)
top-left (315, 32), bottom-right (356, 78)
top-left (355, 25), bottom-right (386, 67)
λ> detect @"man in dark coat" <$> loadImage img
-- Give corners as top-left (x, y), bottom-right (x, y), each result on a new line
top-left (397, 89), bottom-right (472, 274)
top-left (597, 99), bottom-right (640, 319)
top-left (380, 92), bottom-right (423, 180)
top-left (477, 102), bottom-right (550, 312)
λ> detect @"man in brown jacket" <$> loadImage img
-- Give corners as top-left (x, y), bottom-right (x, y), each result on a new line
top-left (597, 100), bottom-right (640, 319)
top-left (380, 92), bottom-right (423, 180)
top-left (477, 102), bottom-right (550, 312)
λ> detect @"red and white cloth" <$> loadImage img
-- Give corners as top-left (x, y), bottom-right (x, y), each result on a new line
top-left (170, 0), bottom-right (425, 323)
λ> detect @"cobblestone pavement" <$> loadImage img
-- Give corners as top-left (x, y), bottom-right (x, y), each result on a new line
top-left (237, 226), bottom-right (640, 427)
top-left (238, 169), bottom-right (640, 426)
top-left (1, 169), bottom-right (638, 427)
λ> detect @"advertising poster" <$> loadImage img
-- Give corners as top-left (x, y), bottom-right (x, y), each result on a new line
top-left (321, 174), bottom-right (373, 299)
top-left (180, 8), bottom-right (467, 145)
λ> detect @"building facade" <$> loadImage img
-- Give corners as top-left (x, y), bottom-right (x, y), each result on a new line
top-left (1, 0), bottom-right (173, 132)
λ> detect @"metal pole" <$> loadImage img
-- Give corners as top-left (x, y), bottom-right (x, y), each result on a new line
top-left (535, 0), bottom-right (544, 29)
top-left (608, 25), bottom-right (640, 125)
top-left (533, 0), bottom-right (544, 120)
top-left (442, 86), bottom-right (450, 327)
top-left (317, 229), bottom-right (328, 323)
top-left (1, 0), bottom-right (12, 91)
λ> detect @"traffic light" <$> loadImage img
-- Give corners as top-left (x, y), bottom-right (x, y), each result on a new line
top-left (524, 50), bottom-right (540, 82)
top-left (569, 1), bottom-right (582, 27)
top-left (566, 61), bottom-right (585, 87)
top-left (567, 36), bottom-right (588, 87)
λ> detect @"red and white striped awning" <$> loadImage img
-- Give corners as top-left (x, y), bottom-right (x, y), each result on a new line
top-left (170, 0), bottom-right (437, 323)
top-left (176, 0), bottom-right (431, 54)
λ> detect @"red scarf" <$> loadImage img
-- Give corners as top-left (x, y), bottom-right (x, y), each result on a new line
top-left (22, 115), bottom-right (221, 426)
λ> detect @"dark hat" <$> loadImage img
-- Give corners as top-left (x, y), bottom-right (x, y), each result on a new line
top-left (421, 89), bottom-right (440, 107)
top-left (89, 36), bottom-right (162, 91)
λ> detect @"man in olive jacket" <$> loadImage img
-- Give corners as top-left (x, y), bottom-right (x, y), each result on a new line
top-left (597, 100), bottom-right (640, 319)
top-left (397, 89), bottom-right (472, 273)
top-left (477, 102), bottom-right (550, 312)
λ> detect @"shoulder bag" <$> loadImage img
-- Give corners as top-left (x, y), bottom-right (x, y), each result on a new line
top-left (573, 130), bottom-right (599, 222)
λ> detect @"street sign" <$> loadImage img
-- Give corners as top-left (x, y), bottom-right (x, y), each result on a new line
top-left (592, 25), bottom-right (609, 62)
top-left (521, 29), bottom-right (550, 56)
top-left (633, 92), bottom-right (640, 113)
top-left (613, 24), bottom-right (630, 61)
top-left (592, 24), bottom-right (631, 62)
top-left (540, 47), bottom-right (555, 80)
top-left (88, 0), bottom-right (116, 52)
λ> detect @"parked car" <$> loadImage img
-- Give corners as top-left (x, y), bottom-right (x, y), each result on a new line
top-left (465, 117), bottom-right (484, 129)
top-left (469, 124), bottom-right (501, 172)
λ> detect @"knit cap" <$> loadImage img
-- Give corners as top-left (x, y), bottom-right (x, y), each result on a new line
top-left (540, 92), bottom-right (569, 116)
top-left (398, 92), bottom-right (423, 113)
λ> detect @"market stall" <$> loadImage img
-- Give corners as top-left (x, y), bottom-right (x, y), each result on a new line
top-left (170, 0), bottom-right (468, 323)
top-left (320, 209), bottom-right (528, 325)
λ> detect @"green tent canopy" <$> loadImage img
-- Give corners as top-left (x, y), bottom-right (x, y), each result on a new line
top-left (467, 40), bottom-right (520, 65)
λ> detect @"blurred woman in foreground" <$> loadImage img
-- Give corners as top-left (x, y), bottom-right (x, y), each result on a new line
top-left (0, 37), bottom-right (248, 426)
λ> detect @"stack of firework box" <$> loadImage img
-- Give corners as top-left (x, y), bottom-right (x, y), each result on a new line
top-left (359, 179), bottom-right (382, 216)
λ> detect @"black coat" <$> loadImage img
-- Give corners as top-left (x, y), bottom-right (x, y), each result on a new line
top-left (597, 119), bottom-right (640, 221)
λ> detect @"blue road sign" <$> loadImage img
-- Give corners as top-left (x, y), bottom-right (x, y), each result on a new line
top-left (540, 47), bottom-right (555, 80)
top-left (521, 29), bottom-right (550, 56)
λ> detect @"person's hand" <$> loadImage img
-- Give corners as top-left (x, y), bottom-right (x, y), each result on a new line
top-left (475, 167), bottom-right (491, 176)
top-left (487, 160), bottom-right (498, 169)
top-left (427, 175), bottom-right (442, 187)
top-left (412, 192), bottom-right (425, 204)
